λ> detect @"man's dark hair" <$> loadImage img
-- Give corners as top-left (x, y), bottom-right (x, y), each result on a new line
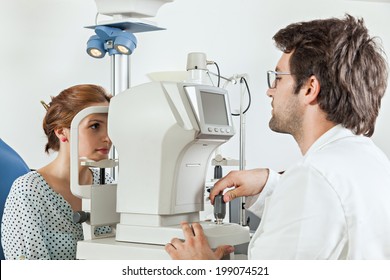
top-left (273, 14), bottom-right (388, 136)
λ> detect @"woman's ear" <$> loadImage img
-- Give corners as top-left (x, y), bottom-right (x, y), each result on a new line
top-left (54, 127), bottom-right (70, 143)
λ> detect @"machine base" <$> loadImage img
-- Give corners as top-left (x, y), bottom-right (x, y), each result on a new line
top-left (76, 237), bottom-right (248, 260)
top-left (77, 238), bottom-right (169, 259)
top-left (116, 221), bottom-right (250, 248)
top-left (76, 222), bottom-right (250, 260)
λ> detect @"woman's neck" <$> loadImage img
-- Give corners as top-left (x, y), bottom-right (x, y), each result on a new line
top-left (37, 152), bottom-right (92, 190)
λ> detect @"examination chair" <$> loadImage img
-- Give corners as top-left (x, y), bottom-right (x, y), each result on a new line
top-left (0, 139), bottom-right (30, 260)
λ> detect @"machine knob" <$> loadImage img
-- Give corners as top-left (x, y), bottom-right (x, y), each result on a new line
top-left (73, 211), bottom-right (90, 224)
top-left (214, 194), bottom-right (226, 224)
top-left (214, 165), bottom-right (223, 179)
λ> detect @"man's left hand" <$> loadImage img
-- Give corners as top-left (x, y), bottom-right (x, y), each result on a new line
top-left (165, 222), bottom-right (234, 260)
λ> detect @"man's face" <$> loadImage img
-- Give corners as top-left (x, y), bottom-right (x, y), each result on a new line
top-left (267, 52), bottom-right (303, 136)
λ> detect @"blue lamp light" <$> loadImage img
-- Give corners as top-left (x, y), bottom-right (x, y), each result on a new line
top-left (86, 26), bottom-right (137, 58)
top-left (87, 35), bottom-right (106, 58)
top-left (114, 33), bottom-right (137, 55)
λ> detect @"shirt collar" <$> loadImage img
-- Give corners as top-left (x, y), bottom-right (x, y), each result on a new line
top-left (304, 124), bottom-right (356, 157)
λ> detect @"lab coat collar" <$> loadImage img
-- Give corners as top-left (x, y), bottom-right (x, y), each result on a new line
top-left (304, 124), bottom-right (356, 158)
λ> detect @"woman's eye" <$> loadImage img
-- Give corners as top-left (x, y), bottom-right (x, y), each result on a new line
top-left (90, 123), bottom-right (100, 130)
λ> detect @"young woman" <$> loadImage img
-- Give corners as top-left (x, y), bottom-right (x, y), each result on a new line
top-left (1, 84), bottom-right (113, 259)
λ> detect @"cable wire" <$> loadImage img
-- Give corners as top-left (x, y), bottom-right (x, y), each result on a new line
top-left (211, 62), bottom-right (221, 87)
top-left (232, 77), bottom-right (251, 116)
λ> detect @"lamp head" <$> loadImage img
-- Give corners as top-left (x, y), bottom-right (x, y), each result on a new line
top-left (86, 35), bottom-right (106, 58)
top-left (86, 26), bottom-right (137, 59)
top-left (114, 32), bottom-right (137, 55)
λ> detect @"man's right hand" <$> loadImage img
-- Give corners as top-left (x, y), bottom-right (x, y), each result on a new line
top-left (210, 168), bottom-right (270, 204)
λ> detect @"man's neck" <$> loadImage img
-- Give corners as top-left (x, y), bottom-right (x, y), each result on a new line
top-left (296, 117), bottom-right (336, 155)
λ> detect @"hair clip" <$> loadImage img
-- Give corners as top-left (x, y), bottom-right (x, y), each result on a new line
top-left (40, 100), bottom-right (50, 111)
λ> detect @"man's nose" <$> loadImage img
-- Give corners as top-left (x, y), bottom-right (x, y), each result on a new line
top-left (266, 88), bottom-right (273, 98)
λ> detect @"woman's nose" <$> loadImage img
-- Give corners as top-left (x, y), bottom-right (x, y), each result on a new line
top-left (103, 132), bottom-right (111, 145)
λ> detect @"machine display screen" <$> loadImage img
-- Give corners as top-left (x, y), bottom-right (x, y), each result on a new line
top-left (200, 91), bottom-right (229, 125)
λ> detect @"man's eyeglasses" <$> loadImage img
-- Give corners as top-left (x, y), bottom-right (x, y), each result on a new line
top-left (267, 70), bottom-right (292, 89)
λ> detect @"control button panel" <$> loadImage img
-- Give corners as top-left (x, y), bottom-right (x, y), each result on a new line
top-left (206, 127), bottom-right (232, 134)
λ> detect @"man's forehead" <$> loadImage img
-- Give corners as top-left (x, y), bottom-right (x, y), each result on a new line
top-left (275, 52), bottom-right (292, 71)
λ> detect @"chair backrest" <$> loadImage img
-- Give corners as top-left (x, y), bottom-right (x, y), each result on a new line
top-left (0, 139), bottom-right (30, 260)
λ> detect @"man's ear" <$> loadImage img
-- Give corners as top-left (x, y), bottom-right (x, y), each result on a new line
top-left (303, 75), bottom-right (321, 105)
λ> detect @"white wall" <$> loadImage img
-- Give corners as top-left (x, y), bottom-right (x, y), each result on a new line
top-left (1, 0), bottom-right (389, 176)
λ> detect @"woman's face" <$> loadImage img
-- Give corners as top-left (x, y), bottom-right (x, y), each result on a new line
top-left (77, 102), bottom-right (112, 161)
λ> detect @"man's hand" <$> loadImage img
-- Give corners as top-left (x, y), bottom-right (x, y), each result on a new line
top-left (210, 168), bottom-right (270, 204)
top-left (165, 222), bottom-right (234, 260)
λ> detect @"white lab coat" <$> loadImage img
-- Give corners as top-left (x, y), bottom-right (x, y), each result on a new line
top-left (246, 125), bottom-right (390, 259)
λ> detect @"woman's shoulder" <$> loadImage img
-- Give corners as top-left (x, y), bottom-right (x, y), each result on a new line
top-left (12, 170), bottom-right (44, 183)
top-left (10, 171), bottom-right (48, 195)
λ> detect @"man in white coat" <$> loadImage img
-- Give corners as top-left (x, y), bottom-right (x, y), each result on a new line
top-left (165, 15), bottom-right (390, 259)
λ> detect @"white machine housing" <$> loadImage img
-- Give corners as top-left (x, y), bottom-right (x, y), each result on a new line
top-left (109, 82), bottom-right (234, 224)
top-left (108, 82), bottom-right (249, 247)
top-left (95, 0), bottom-right (174, 18)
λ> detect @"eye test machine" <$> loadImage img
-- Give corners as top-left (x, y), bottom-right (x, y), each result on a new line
top-left (70, 0), bottom-right (250, 259)
top-left (71, 82), bottom-right (250, 259)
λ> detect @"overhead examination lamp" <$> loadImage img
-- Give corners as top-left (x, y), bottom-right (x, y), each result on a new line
top-left (87, 26), bottom-right (137, 58)
top-left (86, 0), bottom-right (173, 58)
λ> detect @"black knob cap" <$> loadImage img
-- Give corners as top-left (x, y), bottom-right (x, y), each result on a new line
top-left (214, 165), bottom-right (222, 179)
top-left (73, 211), bottom-right (90, 224)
